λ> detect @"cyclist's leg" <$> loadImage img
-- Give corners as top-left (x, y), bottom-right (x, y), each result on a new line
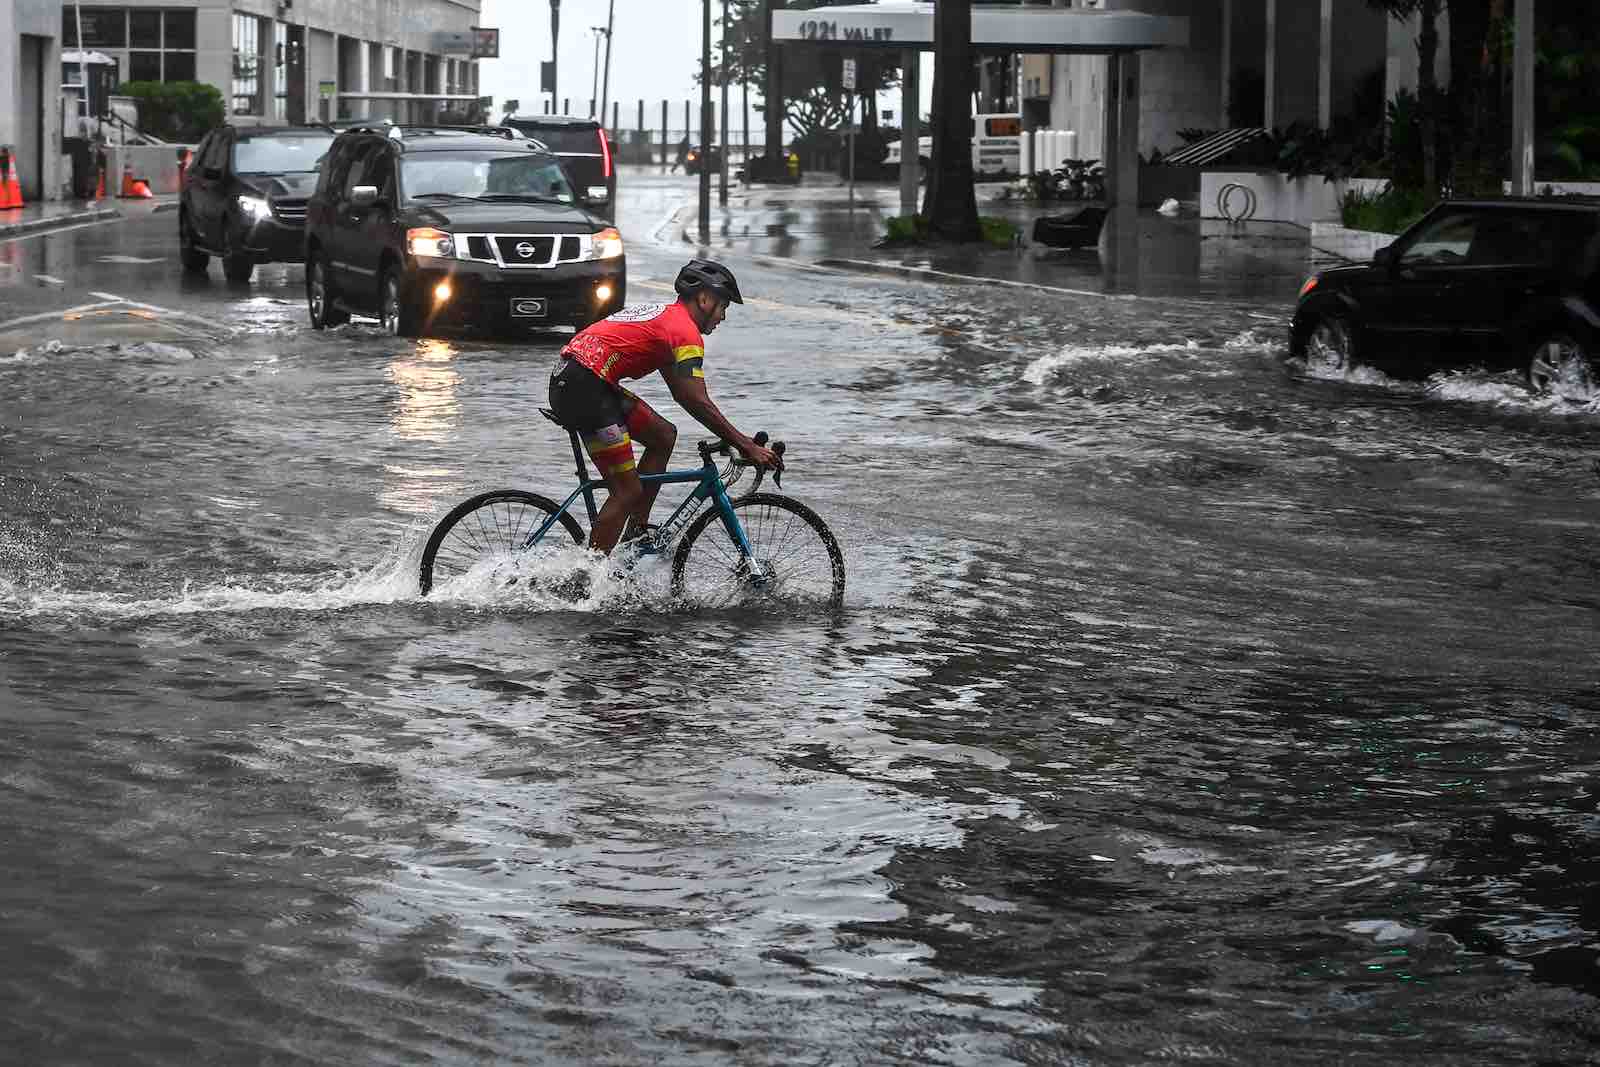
top-left (621, 390), bottom-right (676, 536)
top-left (549, 360), bottom-right (640, 554)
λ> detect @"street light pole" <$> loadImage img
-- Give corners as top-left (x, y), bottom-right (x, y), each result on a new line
top-left (699, 0), bottom-right (712, 242)
top-left (600, 0), bottom-right (616, 129)
top-left (590, 27), bottom-right (604, 117)
top-left (549, 1), bottom-right (561, 113)
top-left (719, 0), bottom-right (730, 206)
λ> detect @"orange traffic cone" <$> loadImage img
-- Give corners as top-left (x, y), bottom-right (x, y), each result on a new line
top-left (0, 148), bottom-right (22, 209)
top-left (94, 150), bottom-right (107, 200)
top-left (119, 161), bottom-right (154, 199)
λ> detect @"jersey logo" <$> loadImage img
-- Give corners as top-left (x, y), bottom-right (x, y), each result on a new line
top-left (605, 302), bottom-right (668, 323)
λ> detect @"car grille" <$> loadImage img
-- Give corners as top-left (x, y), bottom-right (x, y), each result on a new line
top-left (492, 235), bottom-right (556, 265)
top-left (272, 198), bottom-right (307, 223)
top-left (454, 233), bottom-right (592, 269)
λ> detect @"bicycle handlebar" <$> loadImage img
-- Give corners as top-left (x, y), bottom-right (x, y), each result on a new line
top-left (698, 432), bottom-right (787, 488)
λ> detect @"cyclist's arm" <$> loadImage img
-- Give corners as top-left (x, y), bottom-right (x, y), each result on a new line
top-left (663, 367), bottom-right (779, 467)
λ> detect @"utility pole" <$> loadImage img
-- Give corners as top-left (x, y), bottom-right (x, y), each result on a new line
top-left (600, 0), bottom-right (616, 128)
top-left (700, 0), bottom-right (712, 242)
top-left (719, 0), bottom-right (730, 205)
top-left (590, 26), bottom-right (604, 117)
top-left (549, 1), bottom-right (561, 114)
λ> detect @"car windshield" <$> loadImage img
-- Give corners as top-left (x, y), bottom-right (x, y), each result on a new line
top-left (503, 124), bottom-right (600, 155)
top-left (401, 153), bottom-right (575, 202)
top-left (233, 134), bottom-right (334, 174)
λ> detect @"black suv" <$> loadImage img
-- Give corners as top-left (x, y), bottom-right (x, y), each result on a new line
top-left (499, 115), bottom-right (616, 220)
top-left (180, 125), bottom-right (335, 283)
top-left (302, 126), bottom-right (626, 337)
top-left (1291, 198), bottom-right (1600, 398)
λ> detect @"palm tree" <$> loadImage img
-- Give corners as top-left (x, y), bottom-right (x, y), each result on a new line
top-left (922, 0), bottom-right (981, 242)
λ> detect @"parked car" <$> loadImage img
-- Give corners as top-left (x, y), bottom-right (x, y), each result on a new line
top-left (1290, 198), bottom-right (1600, 398)
top-left (302, 125), bottom-right (626, 337)
top-left (684, 144), bottom-right (722, 175)
top-left (499, 114), bottom-right (615, 220)
top-left (179, 125), bottom-right (335, 283)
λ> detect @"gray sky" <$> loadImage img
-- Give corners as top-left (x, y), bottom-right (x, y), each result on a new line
top-left (479, 1), bottom-right (715, 126)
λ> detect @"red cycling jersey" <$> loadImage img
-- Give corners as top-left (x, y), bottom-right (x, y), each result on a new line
top-left (561, 301), bottom-right (705, 385)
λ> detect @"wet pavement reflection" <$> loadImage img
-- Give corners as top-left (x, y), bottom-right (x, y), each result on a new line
top-left (1, 173), bottom-right (1598, 1064)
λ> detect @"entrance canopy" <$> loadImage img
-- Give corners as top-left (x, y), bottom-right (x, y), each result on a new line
top-left (772, 1), bottom-right (1189, 54)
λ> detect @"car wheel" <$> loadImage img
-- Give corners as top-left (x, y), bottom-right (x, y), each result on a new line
top-left (1526, 329), bottom-right (1597, 402)
top-left (221, 226), bottom-right (254, 284)
top-left (306, 255), bottom-right (350, 330)
top-left (380, 268), bottom-right (420, 338)
top-left (1303, 313), bottom-right (1355, 375)
top-left (179, 213), bottom-right (209, 274)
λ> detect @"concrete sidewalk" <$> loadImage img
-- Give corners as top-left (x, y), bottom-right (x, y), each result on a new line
top-left (0, 194), bottom-right (179, 240)
top-left (677, 177), bottom-right (1326, 306)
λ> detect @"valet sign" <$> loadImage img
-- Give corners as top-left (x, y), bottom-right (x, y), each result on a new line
top-left (798, 18), bottom-right (897, 42)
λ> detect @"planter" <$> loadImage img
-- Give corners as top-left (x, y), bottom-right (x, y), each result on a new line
top-left (1309, 222), bottom-right (1391, 263)
top-left (1200, 170), bottom-right (1344, 225)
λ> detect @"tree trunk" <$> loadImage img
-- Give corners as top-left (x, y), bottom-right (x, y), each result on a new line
top-left (922, 0), bottom-right (981, 242)
top-left (1446, 0), bottom-right (1494, 193)
top-left (1417, 0), bottom-right (1440, 195)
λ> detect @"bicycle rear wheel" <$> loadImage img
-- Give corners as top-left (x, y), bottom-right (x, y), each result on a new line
top-left (671, 492), bottom-right (844, 608)
top-left (419, 489), bottom-right (584, 595)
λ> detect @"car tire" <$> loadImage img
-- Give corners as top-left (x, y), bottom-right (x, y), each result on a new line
top-left (306, 254), bottom-right (350, 330)
top-left (380, 268), bottom-right (420, 338)
top-left (1526, 328), bottom-right (1597, 402)
top-left (1302, 312), bottom-right (1356, 375)
top-left (179, 212), bottom-right (209, 274)
top-left (221, 226), bottom-right (254, 284)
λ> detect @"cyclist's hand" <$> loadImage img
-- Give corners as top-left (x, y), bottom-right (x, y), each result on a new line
top-left (740, 440), bottom-right (782, 470)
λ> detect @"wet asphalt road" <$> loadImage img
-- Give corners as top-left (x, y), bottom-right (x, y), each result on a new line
top-left (2, 173), bottom-right (1600, 1065)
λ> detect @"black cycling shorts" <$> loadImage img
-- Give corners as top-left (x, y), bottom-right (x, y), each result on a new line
top-left (548, 358), bottom-right (656, 475)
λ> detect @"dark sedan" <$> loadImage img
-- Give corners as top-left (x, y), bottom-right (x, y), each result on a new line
top-left (1290, 198), bottom-right (1600, 399)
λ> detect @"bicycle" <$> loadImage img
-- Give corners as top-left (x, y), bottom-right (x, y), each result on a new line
top-left (418, 413), bottom-right (846, 607)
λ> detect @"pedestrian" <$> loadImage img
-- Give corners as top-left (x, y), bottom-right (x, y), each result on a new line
top-left (671, 135), bottom-right (690, 174)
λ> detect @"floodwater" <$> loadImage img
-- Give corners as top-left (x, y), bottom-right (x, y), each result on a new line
top-left (2, 184), bottom-right (1599, 1065)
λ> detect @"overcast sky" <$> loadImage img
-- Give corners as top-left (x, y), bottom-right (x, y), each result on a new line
top-left (479, 1), bottom-right (721, 127)
top-left (477, 0), bottom-right (925, 134)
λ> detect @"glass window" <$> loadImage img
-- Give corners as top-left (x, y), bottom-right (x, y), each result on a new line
top-left (79, 8), bottom-right (126, 48)
top-left (233, 133), bottom-right (336, 175)
top-left (364, 153), bottom-right (395, 195)
top-left (1399, 213), bottom-right (1476, 266)
top-left (233, 14), bottom-right (261, 114)
top-left (339, 142), bottom-right (378, 197)
top-left (129, 10), bottom-right (160, 48)
top-left (165, 51), bottom-right (195, 83)
top-left (164, 10), bottom-right (196, 50)
top-left (202, 132), bottom-right (229, 172)
top-left (401, 153), bottom-right (575, 202)
top-left (61, 10), bottom-right (77, 47)
top-left (128, 50), bottom-right (160, 83)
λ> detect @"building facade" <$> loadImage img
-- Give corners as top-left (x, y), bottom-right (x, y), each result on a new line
top-left (2, 0), bottom-right (68, 201)
top-left (1019, 0), bottom-right (1398, 163)
top-left (61, 0), bottom-right (485, 129)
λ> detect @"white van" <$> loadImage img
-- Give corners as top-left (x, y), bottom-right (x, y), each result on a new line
top-left (885, 113), bottom-right (1022, 179)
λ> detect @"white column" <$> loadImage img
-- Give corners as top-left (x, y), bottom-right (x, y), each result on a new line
top-left (1511, 0), bottom-right (1534, 194)
top-left (1263, 0), bottom-right (1277, 130)
top-left (900, 48), bottom-right (919, 217)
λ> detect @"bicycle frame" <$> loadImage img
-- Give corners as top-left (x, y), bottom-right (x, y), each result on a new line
top-left (519, 430), bottom-right (755, 558)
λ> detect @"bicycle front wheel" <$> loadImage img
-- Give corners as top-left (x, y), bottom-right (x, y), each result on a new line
top-left (419, 489), bottom-right (584, 595)
top-left (671, 492), bottom-right (845, 609)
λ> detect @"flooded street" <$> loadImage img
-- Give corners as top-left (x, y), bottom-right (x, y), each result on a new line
top-left (3, 175), bottom-right (1599, 1065)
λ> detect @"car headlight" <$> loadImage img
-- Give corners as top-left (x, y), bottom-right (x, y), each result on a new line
top-left (237, 195), bottom-right (271, 221)
top-left (590, 227), bottom-right (624, 260)
top-left (406, 227), bottom-right (455, 259)
top-left (586, 184), bottom-right (610, 201)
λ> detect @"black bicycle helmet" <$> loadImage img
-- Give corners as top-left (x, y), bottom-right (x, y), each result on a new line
top-left (674, 258), bottom-right (744, 305)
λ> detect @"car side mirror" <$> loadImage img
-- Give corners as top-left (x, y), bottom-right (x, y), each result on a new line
top-left (349, 185), bottom-right (379, 209)
top-left (1372, 244), bottom-right (1394, 268)
top-left (203, 167), bottom-right (222, 181)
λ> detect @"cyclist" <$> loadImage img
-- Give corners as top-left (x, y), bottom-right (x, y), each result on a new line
top-left (548, 258), bottom-right (781, 555)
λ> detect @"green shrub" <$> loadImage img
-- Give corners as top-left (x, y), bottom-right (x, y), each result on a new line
top-left (117, 81), bottom-right (225, 142)
top-left (1339, 185), bottom-right (1433, 234)
top-left (979, 216), bottom-right (1019, 247)
top-left (882, 214), bottom-right (1017, 248)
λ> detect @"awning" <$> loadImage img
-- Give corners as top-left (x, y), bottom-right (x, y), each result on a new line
top-left (772, 1), bottom-right (1189, 53)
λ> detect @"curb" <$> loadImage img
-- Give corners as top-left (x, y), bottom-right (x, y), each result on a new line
top-left (0, 206), bottom-right (123, 240)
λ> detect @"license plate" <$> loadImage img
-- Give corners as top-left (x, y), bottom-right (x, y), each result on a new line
top-left (510, 297), bottom-right (548, 318)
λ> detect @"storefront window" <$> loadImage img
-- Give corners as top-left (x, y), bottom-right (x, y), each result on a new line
top-left (165, 51), bottom-right (195, 82)
top-left (164, 11), bottom-right (195, 50)
top-left (78, 8), bottom-right (127, 48)
top-left (129, 10), bottom-right (160, 49)
top-left (233, 13), bottom-right (261, 115)
top-left (129, 50), bottom-right (160, 83)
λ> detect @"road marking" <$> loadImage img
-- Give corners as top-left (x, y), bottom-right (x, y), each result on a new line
top-left (0, 300), bottom-right (131, 330)
top-left (0, 294), bottom-right (222, 334)
top-left (96, 255), bottom-right (165, 264)
top-left (1, 218), bottom-right (126, 243)
top-left (33, 274), bottom-right (65, 285)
